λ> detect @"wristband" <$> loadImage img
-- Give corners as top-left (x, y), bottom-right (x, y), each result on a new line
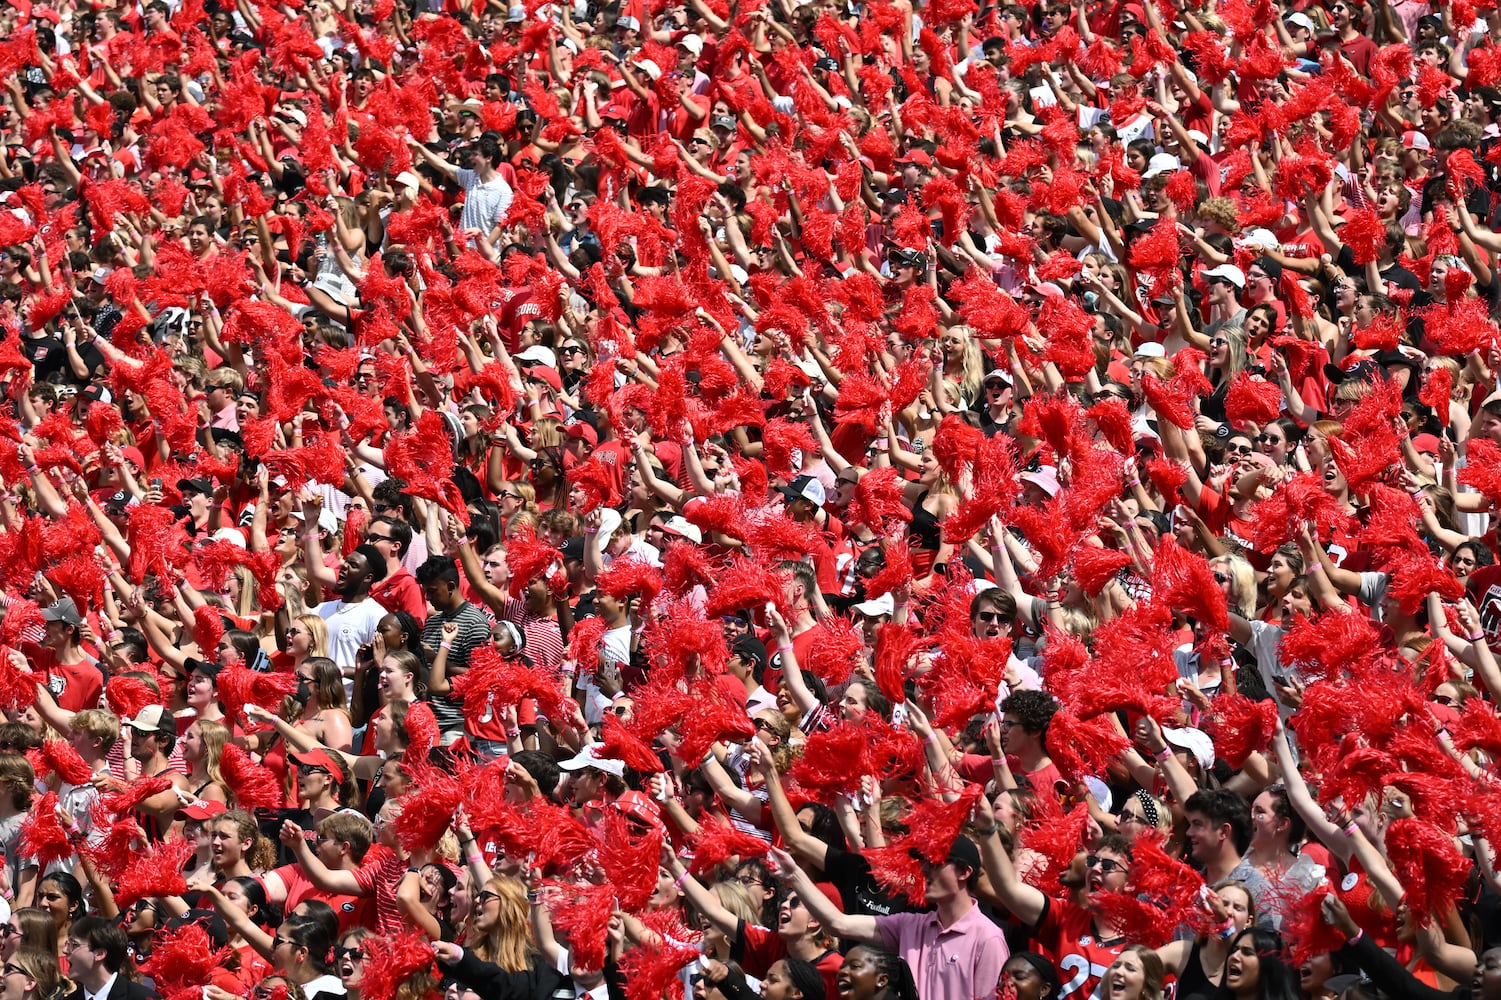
top-left (1343, 821), bottom-right (1359, 837)
top-left (1155, 747), bottom-right (1174, 762)
top-left (923, 732), bottom-right (938, 746)
top-left (466, 853), bottom-right (484, 866)
top-left (303, 532), bottom-right (321, 542)
top-left (406, 866), bottom-right (421, 874)
top-left (673, 871), bottom-right (691, 888)
top-left (440, 642), bottom-right (453, 651)
top-left (1346, 928), bottom-right (1363, 945)
top-left (1217, 917), bottom-right (1237, 940)
top-left (1467, 632), bottom-right (1486, 642)
top-left (507, 728), bottom-right (521, 738)
top-left (973, 823), bottom-right (999, 837)
top-left (777, 643), bottom-right (793, 655)
top-left (1307, 563), bottom-right (1324, 574)
top-left (991, 758), bottom-right (1006, 770)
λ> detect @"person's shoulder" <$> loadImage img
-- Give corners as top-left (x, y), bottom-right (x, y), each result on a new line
top-left (118, 977), bottom-right (159, 1000)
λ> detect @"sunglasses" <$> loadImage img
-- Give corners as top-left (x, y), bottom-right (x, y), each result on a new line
top-left (1085, 855), bottom-right (1128, 874)
top-left (297, 764), bottom-right (330, 776)
top-left (974, 611), bottom-right (1010, 624)
top-left (335, 947), bottom-right (365, 962)
top-left (1226, 445), bottom-right (1255, 456)
top-left (476, 890), bottom-right (502, 904)
top-left (1432, 694), bottom-right (1456, 706)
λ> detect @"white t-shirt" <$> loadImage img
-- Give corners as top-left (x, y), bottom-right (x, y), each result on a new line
top-left (313, 598), bottom-right (389, 677)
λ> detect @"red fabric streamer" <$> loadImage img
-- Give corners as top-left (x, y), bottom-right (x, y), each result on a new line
top-left (356, 931), bottom-right (437, 1000)
top-left (688, 816), bottom-right (770, 875)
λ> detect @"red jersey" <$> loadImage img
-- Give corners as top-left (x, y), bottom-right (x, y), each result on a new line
top-left (1031, 897), bottom-right (1126, 1000)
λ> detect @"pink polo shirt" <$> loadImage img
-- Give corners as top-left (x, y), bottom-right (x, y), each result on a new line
top-left (874, 902), bottom-right (1009, 1000)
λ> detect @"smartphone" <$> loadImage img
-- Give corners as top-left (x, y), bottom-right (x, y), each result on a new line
top-left (150, 477), bottom-right (162, 490)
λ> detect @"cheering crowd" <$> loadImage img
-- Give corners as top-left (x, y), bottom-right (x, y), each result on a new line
top-left (2, 0), bottom-right (1501, 997)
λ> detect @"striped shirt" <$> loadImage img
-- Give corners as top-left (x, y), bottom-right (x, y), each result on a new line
top-left (423, 601), bottom-right (492, 738)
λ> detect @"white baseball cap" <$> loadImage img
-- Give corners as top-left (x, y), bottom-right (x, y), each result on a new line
top-left (1142, 152), bottom-right (1182, 178)
top-left (558, 743), bottom-right (626, 777)
top-left (1203, 264), bottom-right (1246, 289)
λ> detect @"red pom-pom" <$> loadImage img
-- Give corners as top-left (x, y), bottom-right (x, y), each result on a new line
top-left (804, 614), bottom-right (862, 686)
top-left (617, 911), bottom-right (702, 1000)
top-left (504, 530), bottom-right (562, 599)
top-left (850, 467), bottom-right (913, 532)
top-left (599, 713), bottom-right (664, 774)
top-left (1089, 833), bottom-right (1214, 946)
top-left (1152, 537), bottom-right (1229, 633)
top-left (874, 623), bottom-right (921, 706)
top-left (357, 931), bottom-right (437, 1000)
top-left (1072, 545), bottom-right (1132, 595)
top-left (215, 665), bottom-right (298, 727)
top-left (595, 558), bottom-right (663, 614)
top-left (540, 881), bottom-right (614, 972)
top-left (1384, 818), bottom-right (1469, 923)
top-left (105, 676), bottom-right (158, 721)
top-left (672, 681), bottom-right (755, 762)
top-left (1045, 710), bottom-right (1129, 784)
top-left (27, 740), bottom-right (93, 786)
top-left (565, 459), bottom-right (621, 514)
top-left (1281, 887), bottom-right (1349, 965)
top-left (139, 923), bottom-right (232, 1000)
top-left (394, 769), bottom-right (462, 853)
top-left (18, 791), bottom-right (73, 869)
top-left (114, 835), bottom-right (195, 906)
top-left (220, 743), bottom-right (282, 811)
top-left (1222, 372), bottom-right (1283, 428)
top-left (688, 816), bottom-right (770, 875)
top-left (1202, 694), bottom-right (1279, 768)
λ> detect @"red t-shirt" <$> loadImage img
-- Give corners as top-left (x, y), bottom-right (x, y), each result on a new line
top-left (371, 567), bottom-right (428, 625)
top-left (267, 863), bottom-right (376, 933)
top-left (734, 921), bottom-right (843, 1000)
top-left (23, 646), bottom-right (104, 713)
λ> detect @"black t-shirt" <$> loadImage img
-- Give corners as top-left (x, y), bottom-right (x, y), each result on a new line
top-left (21, 333), bottom-right (67, 383)
top-left (822, 844), bottom-right (911, 917)
top-left (1335, 245), bottom-right (1420, 293)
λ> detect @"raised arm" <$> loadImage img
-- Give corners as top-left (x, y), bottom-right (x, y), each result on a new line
top-left (767, 846), bottom-right (879, 942)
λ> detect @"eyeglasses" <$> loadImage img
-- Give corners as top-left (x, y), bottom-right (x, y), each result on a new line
top-left (974, 611), bottom-right (1010, 624)
top-left (734, 874), bottom-right (763, 887)
top-left (365, 534), bottom-right (392, 543)
top-left (272, 936), bottom-right (294, 950)
top-left (1, 965), bottom-right (26, 979)
top-left (1118, 812), bottom-right (1146, 826)
top-left (1085, 855), bottom-right (1128, 874)
top-left (1226, 444), bottom-right (1254, 456)
top-left (0, 926), bottom-right (16, 940)
top-left (997, 719), bottom-right (1018, 730)
top-left (335, 947), bottom-right (365, 962)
